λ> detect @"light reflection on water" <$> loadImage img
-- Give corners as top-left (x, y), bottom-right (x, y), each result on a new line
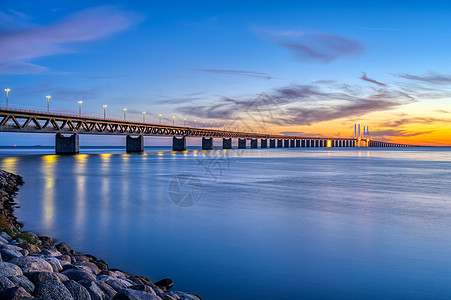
top-left (0, 147), bottom-right (451, 299)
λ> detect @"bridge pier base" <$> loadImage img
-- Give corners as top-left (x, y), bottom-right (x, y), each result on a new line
top-left (238, 138), bottom-right (247, 149)
top-left (55, 133), bottom-right (79, 154)
top-left (223, 138), bottom-right (232, 149)
top-left (290, 140), bottom-right (295, 147)
top-left (126, 135), bottom-right (144, 153)
top-left (202, 137), bottom-right (213, 150)
top-left (250, 139), bottom-right (258, 148)
top-left (296, 140), bottom-right (300, 147)
top-left (261, 139), bottom-right (267, 148)
top-left (277, 139), bottom-right (283, 148)
top-left (270, 139), bottom-right (276, 148)
top-left (173, 136), bottom-right (186, 151)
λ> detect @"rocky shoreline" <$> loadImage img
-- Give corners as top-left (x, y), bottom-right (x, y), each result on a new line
top-left (0, 170), bottom-right (201, 300)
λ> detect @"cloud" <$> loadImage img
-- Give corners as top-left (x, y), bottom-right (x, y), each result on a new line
top-left (196, 69), bottom-right (273, 80)
top-left (0, 6), bottom-right (143, 74)
top-left (397, 71), bottom-right (451, 85)
top-left (360, 72), bottom-right (387, 87)
top-left (378, 117), bottom-right (450, 128)
top-left (256, 27), bottom-right (364, 63)
top-left (370, 129), bottom-right (435, 138)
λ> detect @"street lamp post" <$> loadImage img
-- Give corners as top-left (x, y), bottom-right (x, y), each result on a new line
top-left (78, 101), bottom-right (82, 116)
top-left (184, 118), bottom-right (186, 127)
top-left (142, 112), bottom-right (146, 122)
top-left (203, 121), bottom-right (205, 129)
top-left (4, 89), bottom-right (10, 109)
top-left (103, 105), bottom-right (107, 119)
top-left (123, 108), bottom-right (127, 121)
top-left (46, 95), bottom-right (51, 113)
top-left (159, 114), bottom-right (162, 124)
top-left (173, 116), bottom-right (175, 126)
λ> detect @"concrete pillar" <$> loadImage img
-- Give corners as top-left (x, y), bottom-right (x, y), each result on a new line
top-left (301, 140), bottom-right (306, 147)
top-left (261, 139), bottom-right (268, 148)
top-left (284, 139), bottom-right (290, 148)
top-left (126, 135), bottom-right (144, 153)
top-left (250, 139), bottom-right (258, 148)
top-left (202, 137), bottom-right (213, 150)
top-left (238, 138), bottom-right (247, 149)
top-left (172, 136), bottom-right (186, 151)
top-left (307, 140), bottom-right (311, 147)
top-left (277, 139), bottom-right (283, 148)
top-left (296, 140), bottom-right (300, 147)
top-left (223, 138), bottom-right (232, 149)
top-left (269, 139), bottom-right (276, 148)
top-left (55, 133), bottom-right (79, 154)
top-left (290, 139), bottom-right (295, 147)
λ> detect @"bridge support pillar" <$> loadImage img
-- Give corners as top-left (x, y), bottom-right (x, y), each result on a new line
top-left (238, 138), bottom-right (247, 149)
top-left (55, 133), bottom-right (79, 154)
top-left (250, 139), bottom-right (258, 148)
top-left (173, 136), bottom-right (186, 151)
top-left (290, 140), bottom-right (295, 147)
top-left (295, 140), bottom-right (300, 147)
top-left (284, 139), bottom-right (289, 148)
top-left (261, 139), bottom-right (268, 148)
top-left (270, 139), bottom-right (276, 148)
top-left (223, 138), bottom-right (232, 149)
top-left (126, 135), bottom-right (144, 153)
top-left (277, 139), bottom-right (283, 148)
top-left (202, 137), bottom-right (213, 150)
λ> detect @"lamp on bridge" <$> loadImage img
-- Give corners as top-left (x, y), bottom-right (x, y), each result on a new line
top-left (46, 95), bottom-right (51, 113)
top-left (123, 108), bottom-right (127, 121)
top-left (142, 111), bottom-right (146, 122)
top-left (103, 105), bottom-right (107, 119)
top-left (4, 88), bottom-right (10, 109)
top-left (184, 118), bottom-right (186, 126)
top-left (173, 116), bottom-right (175, 126)
top-left (159, 114), bottom-right (162, 124)
top-left (78, 101), bottom-right (82, 116)
top-left (203, 121), bottom-right (205, 129)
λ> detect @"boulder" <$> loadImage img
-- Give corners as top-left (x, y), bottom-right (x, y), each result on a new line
top-left (73, 255), bottom-right (90, 263)
top-left (62, 269), bottom-right (97, 282)
top-left (154, 279), bottom-right (173, 291)
top-left (0, 286), bottom-right (33, 300)
top-left (56, 242), bottom-right (74, 255)
top-left (10, 256), bottom-right (53, 273)
top-left (98, 270), bottom-right (116, 278)
top-left (73, 261), bottom-right (99, 275)
top-left (0, 232), bottom-right (12, 242)
top-left (34, 279), bottom-right (74, 300)
top-left (40, 248), bottom-right (62, 257)
top-left (80, 280), bottom-right (108, 300)
top-left (0, 236), bottom-right (9, 244)
top-left (96, 280), bottom-right (117, 298)
top-left (0, 275), bottom-right (15, 290)
top-left (57, 255), bottom-right (73, 263)
top-left (111, 270), bottom-right (129, 279)
top-left (113, 288), bottom-right (162, 300)
top-left (0, 248), bottom-right (23, 261)
top-left (105, 278), bottom-right (133, 291)
top-left (129, 284), bottom-right (155, 294)
top-left (0, 262), bottom-right (23, 276)
top-left (28, 271), bottom-right (64, 284)
top-left (7, 275), bottom-right (35, 293)
top-left (38, 236), bottom-right (54, 247)
top-left (128, 276), bottom-right (154, 287)
top-left (64, 280), bottom-right (92, 300)
top-left (0, 244), bottom-right (22, 251)
top-left (44, 256), bottom-right (63, 272)
top-left (16, 242), bottom-right (41, 254)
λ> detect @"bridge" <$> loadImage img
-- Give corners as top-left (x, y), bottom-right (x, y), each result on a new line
top-left (0, 108), bottom-right (410, 154)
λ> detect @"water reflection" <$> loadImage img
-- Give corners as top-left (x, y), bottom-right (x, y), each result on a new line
top-left (74, 154), bottom-right (88, 242)
top-left (41, 155), bottom-right (57, 231)
top-left (0, 157), bottom-right (18, 173)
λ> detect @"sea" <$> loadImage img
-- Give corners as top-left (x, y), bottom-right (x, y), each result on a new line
top-left (1, 146), bottom-right (451, 300)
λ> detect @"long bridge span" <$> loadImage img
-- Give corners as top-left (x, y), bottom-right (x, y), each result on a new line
top-left (0, 108), bottom-right (410, 154)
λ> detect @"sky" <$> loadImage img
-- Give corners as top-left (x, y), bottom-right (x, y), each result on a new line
top-left (1, 0), bottom-right (451, 146)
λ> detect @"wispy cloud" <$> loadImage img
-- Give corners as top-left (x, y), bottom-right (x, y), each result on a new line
top-left (370, 129), bottom-right (435, 138)
top-left (0, 6), bottom-right (143, 74)
top-left (396, 71), bottom-right (451, 85)
top-left (255, 27), bottom-right (364, 63)
top-left (196, 69), bottom-right (273, 80)
top-left (360, 72), bottom-right (387, 87)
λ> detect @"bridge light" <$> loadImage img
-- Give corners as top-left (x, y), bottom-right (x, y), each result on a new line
top-left (46, 95), bottom-right (51, 113)
top-left (173, 116), bottom-right (175, 126)
top-left (203, 120), bottom-right (205, 129)
top-left (184, 118), bottom-right (186, 126)
top-left (103, 105), bottom-right (107, 119)
top-left (4, 88), bottom-right (10, 109)
top-left (123, 108), bottom-right (127, 121)
top-left (142, 111), bottom-right (146, 122)
top-left (159, 114), bottom-right (162, 124)
top-left (78, 101), bottom-right (82, 116)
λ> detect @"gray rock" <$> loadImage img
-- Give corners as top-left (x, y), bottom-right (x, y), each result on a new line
top-left (28, 271), bottom-right (64, 284)
top-left (10, 256), bottom-right (53, 273)
top-left (0, 275), bottom-right (15, 290)
top-left (96, 280), bottom-right (117, 298)
top-left (17, 242), bottom-right (41, 254)
top-left (44, 256), bottom-right (63, 272)
top-left (40, 248), bottom-right (62, 257)
top-left (0, 232), bottom-right (12, 242)
top-left (0, 262), bottom-right (23, 276)
top-left (64, 280), bottom-right (92, 300)
top-left (113, 288), bottom-right (162, 300)
top-left (60, 260), bottom-right (71, 267)
top-left (0, 236), bottom-right (9, 244)
top-left (129, 284), bottom-right (156, 294)
top-left (154, 279), bottom-right (173, 291)
top-left (74, 261), bottom-right (99, 275)
top-left (166, 291), bottom-right (200, 300)
top-left (62, 269), bottom-right (97, 282)
top-left (7, 275), bottom-right (35, 293)
top-left (0, 286), bottom-right (33, 300)
top-left (56, 242), bottom-right (74, 255)
top-left (55, 272), bottom-right (70, 282)
top-left (112, 270), bottom-right (129, 279)
top-left (34, 279), bottom-right (74, 300)
top-left (80, 280), bottom-right (108, 300)
top-left (0, 248), bottom-right (23, 262)
top-left (38, 236), bottom-right (53, 247)
top-left (105, 278), bottom-right (135, 291)
top-left (0, 244), bottom-right (23, 251)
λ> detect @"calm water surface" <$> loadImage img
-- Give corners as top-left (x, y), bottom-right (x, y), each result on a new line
top-left (1, 147), bottom-right (451, 299)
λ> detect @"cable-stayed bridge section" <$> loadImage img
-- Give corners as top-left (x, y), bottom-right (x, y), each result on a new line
top-left (0, 109), bottom-right (410, 154)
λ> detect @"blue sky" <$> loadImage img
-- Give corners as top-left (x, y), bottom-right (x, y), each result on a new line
top-left (1, 0), bottom-right (451, 145)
